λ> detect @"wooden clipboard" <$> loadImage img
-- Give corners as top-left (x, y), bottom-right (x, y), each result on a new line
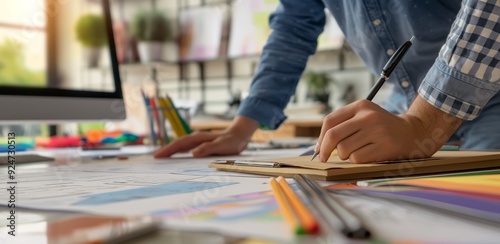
top-left (209, 151), bottom-right (500, 181)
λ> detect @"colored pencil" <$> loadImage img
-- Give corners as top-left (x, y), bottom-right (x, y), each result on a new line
top-left (158, 97), bottom-right (185, 138)
top-left (166, 95), bottom-right (191, 134)
top-left (294, 174), bottom-right (371, 239)
top-left (149, 98), bottom-right (164, 145)
top-left (155, 97), bottom-right (169, 144)
top-left (140, 90), bottom-right (157, 146)
top-left (270, 177), bottom-right (306, 235)
top-left (277, 176), bottom-right (319, 234)
top-left (162, 96), bottom-right (187, 136)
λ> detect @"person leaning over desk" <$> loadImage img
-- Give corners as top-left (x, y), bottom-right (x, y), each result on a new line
top-left (155, 0), bottom-right (500, 163)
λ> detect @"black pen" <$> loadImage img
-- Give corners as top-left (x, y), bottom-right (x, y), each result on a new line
top-left (366, 36), bottom-right (415, 100)
top-left (311, 36), bottom-right (415, 161)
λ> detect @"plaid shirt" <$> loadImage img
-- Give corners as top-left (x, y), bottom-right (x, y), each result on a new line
top-left (238, 0), bottom-right (498, 129)
top-left (419, 0), bottom-right (500, 120)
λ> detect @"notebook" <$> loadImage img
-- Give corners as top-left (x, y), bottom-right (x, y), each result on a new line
top-left (209, 151), bottom-right (500, 181)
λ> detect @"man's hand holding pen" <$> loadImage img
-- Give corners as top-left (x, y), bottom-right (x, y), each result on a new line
top-left (314, 93), bottom-right (463, 164)
top-left (315, 100), bottom-right (412, 163)
top-left (313, 36), bottom-right (463, 164)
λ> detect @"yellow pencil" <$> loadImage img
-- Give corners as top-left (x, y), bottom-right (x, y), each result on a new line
top-left (277, 176), bottom-right (319, 234)
top-left (162, 96), bottom-right (186, 136)
top-left (157, 97), bottom-right (185, 138)
top-left (270, 177), bottom-right (305, 235)
top-left (166, 95), bottom-right (191, 134)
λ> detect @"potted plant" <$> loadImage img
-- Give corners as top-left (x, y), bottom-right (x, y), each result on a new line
top-left (75, 14), bottom-right (107, 68)
top-left (304, 71), bottom-right (334, 112)
top-left (131, 11), bottom-right (171, 62)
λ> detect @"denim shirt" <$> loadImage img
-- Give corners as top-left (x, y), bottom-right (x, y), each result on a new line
top-left (237, 0), bottom-right (500, 130)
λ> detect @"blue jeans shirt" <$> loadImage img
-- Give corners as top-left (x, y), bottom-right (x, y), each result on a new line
top-left (236, 0), bottom-right (500, 149)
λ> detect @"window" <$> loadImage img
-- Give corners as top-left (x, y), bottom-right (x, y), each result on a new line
top-left (0, 1), bottom-right (47, 137)
top-left (0, 0), bottom-right (47, 87)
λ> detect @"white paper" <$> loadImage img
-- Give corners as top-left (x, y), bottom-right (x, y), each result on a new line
top-left (3, 147), bottom-right (498, 243)
top-left (1, 148), bottom-right (303, 216)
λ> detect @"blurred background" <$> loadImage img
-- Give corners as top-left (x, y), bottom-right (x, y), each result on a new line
top-left (0, 0), bottom-right (392, 147)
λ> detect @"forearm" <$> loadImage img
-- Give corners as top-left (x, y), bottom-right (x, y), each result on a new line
top-left (226, 115), bottom-right (259, 141)
top-left (402, 95), bottom-right (463, 155)
top-left (236, 0), bottom-right (326, 130)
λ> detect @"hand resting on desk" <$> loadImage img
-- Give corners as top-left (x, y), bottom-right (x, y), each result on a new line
top-left (154, 116), bottom-right (259, 158)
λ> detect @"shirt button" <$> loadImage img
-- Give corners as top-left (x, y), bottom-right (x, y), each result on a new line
top-left (401, 80), bottom-right (410, 88)
top-left (386, 49), bottom-right (394, 56)
top-left (373, 19), bottom-right (381, 26)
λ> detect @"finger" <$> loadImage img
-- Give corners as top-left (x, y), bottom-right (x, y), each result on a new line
top-left (192, 137), bottom-right (248, 157)
top-left (316, 101), bottom-right (369, 152)
top-left (348, 142), bottom-right (403, 164)
top-left (191, 141), bottom-right (214, 157)
top-left (348, 143), bottom-right (379, 164)
top-left (319, 119), bottom-right (362, 162)
top-left (336, 130), bottom-right (373, 160)
top-left (153, 132), bottom-right (218, 158)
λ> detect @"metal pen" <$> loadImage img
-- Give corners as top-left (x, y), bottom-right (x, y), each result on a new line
top-left (213, 160), bottom-right (280, 168)
top-left (294, 174), bottom-right (371, 239)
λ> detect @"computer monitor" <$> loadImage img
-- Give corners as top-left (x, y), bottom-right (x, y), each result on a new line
top-left (0, 0), bottom-right (125, 123)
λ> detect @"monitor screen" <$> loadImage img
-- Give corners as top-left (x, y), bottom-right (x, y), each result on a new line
top-left (0, 0), bottom-right (125, 123)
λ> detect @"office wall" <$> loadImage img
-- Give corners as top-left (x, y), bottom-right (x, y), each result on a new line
top-left (110, 0), bottom-right (391, 134)
top-left (115, 49), bottom-right (388, 141)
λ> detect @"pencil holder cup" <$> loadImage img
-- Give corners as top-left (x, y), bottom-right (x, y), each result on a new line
top-left (144, 104), bottom-right (191, 146)
top-left (175, 107), bottom-right (191, 126)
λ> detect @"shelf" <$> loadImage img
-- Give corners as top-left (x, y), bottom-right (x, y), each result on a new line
top-left (117, 63), bottom-right (366, 72)
top-left (157, 76), bottom-right (252, 82)
top-left (114, 46), bottom-right (346, 70)
top-left (179, 0), bottom-right (235, 9)
top-left (120, 56), bottom-right (259, 66)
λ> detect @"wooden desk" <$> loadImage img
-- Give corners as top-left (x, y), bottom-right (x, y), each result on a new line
top-left (190, 118), bottom-right (323, 142)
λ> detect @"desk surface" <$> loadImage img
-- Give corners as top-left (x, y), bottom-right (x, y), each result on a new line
top-left (1, 147), bottom-right (499, 243)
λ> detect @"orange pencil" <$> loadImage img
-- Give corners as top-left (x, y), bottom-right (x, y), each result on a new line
top-left (269, 177), bottom-right (306, 235)
top-left (277, 176), bottom-right (320, 234)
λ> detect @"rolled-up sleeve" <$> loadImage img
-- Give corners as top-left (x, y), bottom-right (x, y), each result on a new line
top-left (237, 0), bottom-right (326, 129)
top-left (419, 0), bottom-right (500, 120)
